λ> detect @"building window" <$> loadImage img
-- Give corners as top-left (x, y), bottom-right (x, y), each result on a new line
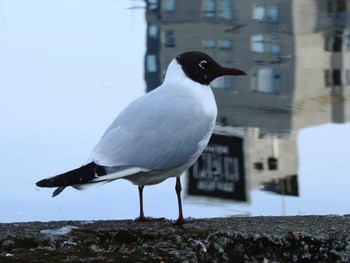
top-left (164, 0), bottom-right (176, 12)
top-left (219, 39), bottom-right (233, 50)
top-left (148, 24), bottom-right (158, 39)
top-left (146, 54), bottom-right (158, 73)
top-left (268, 157), bottom-right (278, 170)
top-left (163, 30), bottom-right (175, 47)
top-left (251, 34), bottom-right (265, 53)
top-left (251, 34), bottom-right (281, 54)
top-left (202, 39), bottom-right (217, 49)
top-left (219, 0), bottom-right (233, 20)
top-left (324, 29), bottom-right (350, 52)
top-left (253, 4), bottom-right (265, 22)
top-left (252, 3), bottom-right (279, 23)
top-left (202, 0), bottom-right (216, 18)
top-left (254, 162), bottom-right (264, 171)
top-left (252, 68), bottom-right (281, 94)
top-left (325, 31), bottom-right (343, 52)
top-left (327, 0), bottom-right (347, 14)
top-left (269, 43), bottom-right (281, 54)
top-left (324, 69), bottom-right (350, 86)
top-left (268, 4), bottom-right (279, 23)
top-left (146, 0), bottom-right (159, 11)
top-left (211, 76), bottom-right (233, 89)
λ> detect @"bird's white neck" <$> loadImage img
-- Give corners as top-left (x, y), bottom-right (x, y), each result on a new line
top-left (162, 58), bottom-right (215, 99)
top-left (160, 59), bottom-right (217, 120)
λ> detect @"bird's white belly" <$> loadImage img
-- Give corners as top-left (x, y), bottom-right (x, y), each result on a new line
top-left (122, 114), bottom-right (216, 186)
top-left (123, 161), bottom-right (193, 186)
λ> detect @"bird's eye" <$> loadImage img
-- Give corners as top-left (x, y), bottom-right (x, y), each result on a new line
top-left (198, 60), bottom-right (208, 70)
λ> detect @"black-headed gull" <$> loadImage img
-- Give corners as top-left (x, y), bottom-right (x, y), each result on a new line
top-left (36, 51), bottom-right (246, 224)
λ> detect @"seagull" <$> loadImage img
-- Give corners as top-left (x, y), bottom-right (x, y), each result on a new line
top-left (36, 51), bottom-right (246, 224)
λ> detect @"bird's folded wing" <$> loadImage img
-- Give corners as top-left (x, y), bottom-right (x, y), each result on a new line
top-left (90, 91), bottom-right (213, 170)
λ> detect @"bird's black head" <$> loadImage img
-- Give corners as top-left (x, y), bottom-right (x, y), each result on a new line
top-left (176, 51), bottom-right (246, 85)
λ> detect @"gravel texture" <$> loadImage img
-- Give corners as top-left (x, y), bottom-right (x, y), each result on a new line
top-left (1, 215), bottom-right (350, 262)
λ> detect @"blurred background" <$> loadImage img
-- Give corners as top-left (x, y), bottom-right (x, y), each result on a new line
top-left (0, 0), bottom-right (349, 223)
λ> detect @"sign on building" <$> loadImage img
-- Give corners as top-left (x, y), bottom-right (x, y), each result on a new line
top-left (187, 133), bottom-right (247, 201)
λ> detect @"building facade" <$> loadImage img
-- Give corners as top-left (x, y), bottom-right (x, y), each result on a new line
top-left (144, 0), bottom-right (350, 201)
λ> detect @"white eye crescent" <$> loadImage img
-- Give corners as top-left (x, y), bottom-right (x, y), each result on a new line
top-left (198, 60), bottom-right (208, 70)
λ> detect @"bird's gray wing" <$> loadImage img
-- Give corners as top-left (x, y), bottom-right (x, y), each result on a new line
top-left (90, 89), bottom-right (215, 170)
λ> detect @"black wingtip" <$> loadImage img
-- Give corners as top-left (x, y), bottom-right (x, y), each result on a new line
top-left (36, 162), bottom-right (106, 197)
top-left (36, 179), bottom-right (49, 187)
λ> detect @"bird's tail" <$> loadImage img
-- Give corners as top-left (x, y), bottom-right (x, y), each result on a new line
top-left (36, 162), bottom-right (107, 197)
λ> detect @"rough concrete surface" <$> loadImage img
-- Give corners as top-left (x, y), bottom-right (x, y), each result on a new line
top-left (1, 216), bottom-right (350, 262)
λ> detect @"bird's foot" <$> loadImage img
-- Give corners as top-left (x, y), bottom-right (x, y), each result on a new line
top-left (172, 216), bottom-right (197, 226)
top-left (135, 216), bottom-right (165, 222)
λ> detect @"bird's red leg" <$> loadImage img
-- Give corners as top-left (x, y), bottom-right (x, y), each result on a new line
top-left (174, 176), bottom-right (196, 225)
top-left (137, 185), bottom-right (146, 221)
top-left (136, 185), bottom-right (164, 222)
top-left (175, 176), bottom-right (185, 224)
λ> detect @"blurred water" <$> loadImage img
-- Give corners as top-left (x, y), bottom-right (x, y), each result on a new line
top-left (143, 0), bottom-right (350, 218)
top-left (0, 0), bottom-right (350, 223)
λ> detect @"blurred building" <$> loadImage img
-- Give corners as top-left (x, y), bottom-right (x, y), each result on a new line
top-left (143, 0), bottom-right (350, 202)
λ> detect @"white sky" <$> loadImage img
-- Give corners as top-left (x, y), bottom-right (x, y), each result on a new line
top-left (0, 0), bottom-right (349, 223)
top-left (0, 0), bottom-right (149, 222)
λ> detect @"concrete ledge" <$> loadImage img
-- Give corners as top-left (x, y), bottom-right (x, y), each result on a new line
top-left (1, 216), bottom-right (350, 262)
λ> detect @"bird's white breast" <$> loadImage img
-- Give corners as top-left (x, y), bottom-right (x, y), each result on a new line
top-left (162, 59), bottom-right (217, 118)
top-left (161, 59), bottom-right (218, 162)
